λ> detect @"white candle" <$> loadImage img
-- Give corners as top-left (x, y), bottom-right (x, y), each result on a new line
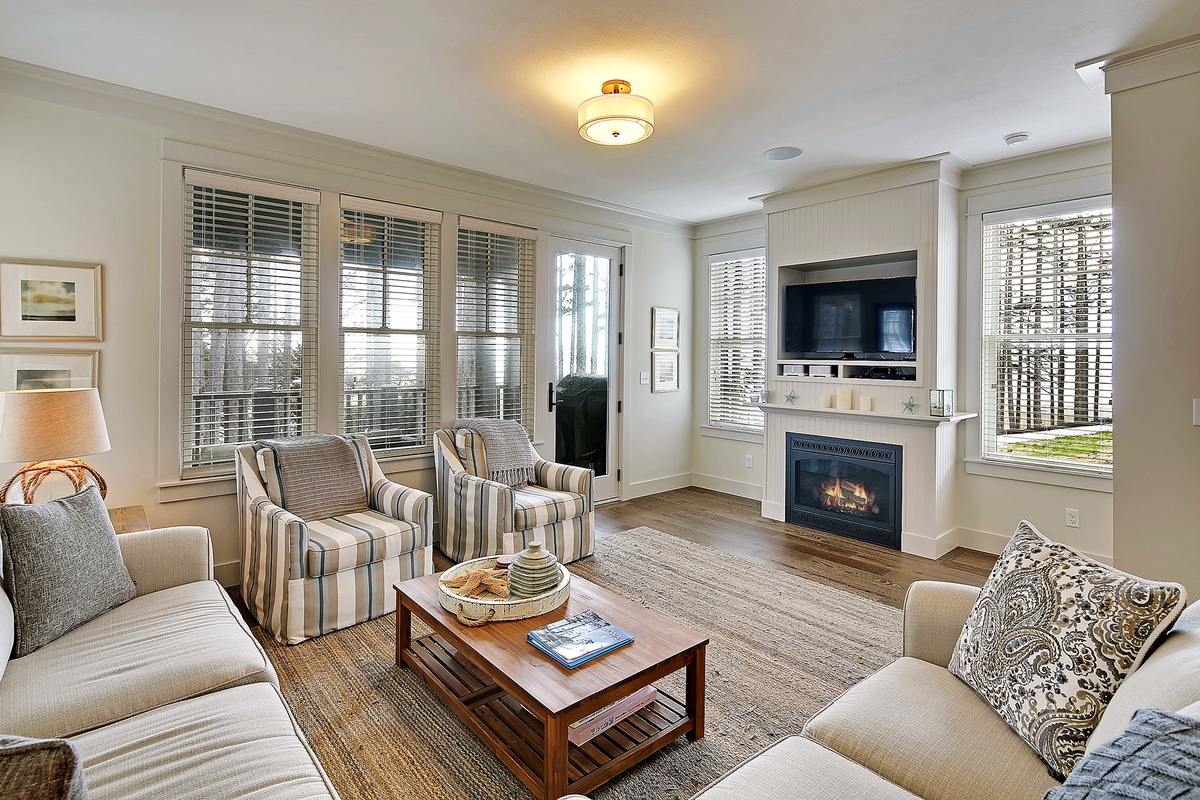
top-left (859, 396), bottom-right (873, 411)
top-left (820, 394), bottom-right (833, 408)
top-left (837, 388), bottom-right (853, 410)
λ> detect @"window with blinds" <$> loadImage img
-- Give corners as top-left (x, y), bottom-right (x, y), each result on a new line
top-left (455, 218), bottom-right (537, 434)
top-left (181, 169), bottom-right (319, 475)
top-left (339, 196), bottom-right (441, 454)
top-left (709, 251), bottom-right (767, 432)
top-left (982, 199), bottom-right (1113, 472)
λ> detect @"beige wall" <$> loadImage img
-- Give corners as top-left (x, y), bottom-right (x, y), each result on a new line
top-left (0, 75), bottom-right (694, 583)
top-left (1109, 44), bottom-right (1200, 591)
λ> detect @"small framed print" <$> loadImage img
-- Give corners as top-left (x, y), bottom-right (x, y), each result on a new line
top-left (651, 306), bottom-right (680, 350)
top-left (651, 350), bottom-right (679, 393)
top-left (0, 259), bottom-right (103, 341)
top-left (0, 349), bottom-right (98, 391)
top-left (929, 388), bottom-right (955, 417)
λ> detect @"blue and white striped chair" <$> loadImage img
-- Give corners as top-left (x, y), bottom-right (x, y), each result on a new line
top-left (235, 433), bottom-right (434, 644)
top-left (432, 428), bottom-right (594, 565)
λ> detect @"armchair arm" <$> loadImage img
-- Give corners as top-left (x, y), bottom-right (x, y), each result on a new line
top-left (902, 580), bottom-right (981, 667)
top-left (117, 526), bottom-right (214, 595)
top-left (454, 472), bottom-right (515, 534)
top-left (533, 457), bottom-right (595, 512)
top-left (371, 479), bottom-right (434, 548)
top-left (246, 496), bottom-right (309, 582)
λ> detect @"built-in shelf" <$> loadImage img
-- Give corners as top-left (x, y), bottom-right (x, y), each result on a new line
top-left (758, 403), bottom-right (975, 427)
top-left (777, 358), bottom-right (917, 382)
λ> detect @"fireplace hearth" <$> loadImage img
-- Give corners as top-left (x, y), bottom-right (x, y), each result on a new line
top-left (786, 433), bottom-right (902, 550)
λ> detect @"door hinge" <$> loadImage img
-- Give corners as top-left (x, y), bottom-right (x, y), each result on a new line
top-left (619, 262), bottom-right (624, 277)
top-left (617, 400), bottom-right (622, 413)
top-left (617, 469), bottom-right (621, 482)
top-left (618, 332), bottom-right (623, 345)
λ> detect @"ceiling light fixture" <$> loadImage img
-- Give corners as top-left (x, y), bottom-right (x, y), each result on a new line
top-left (1004, 131), bottom-right (1032, 147)
top-left (763, 146), bottom-right (803, 160)
top-left (578, 80), bottom-right (654, 146)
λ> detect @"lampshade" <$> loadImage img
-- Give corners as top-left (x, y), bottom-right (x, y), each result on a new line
top-left (578, 79), bottom-right (654, 146)
top-left (0, 388), bottom-right (111, 463)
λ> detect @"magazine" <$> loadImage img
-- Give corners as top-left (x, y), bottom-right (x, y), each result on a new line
top-left (527, 610), bottom-right (634, 668)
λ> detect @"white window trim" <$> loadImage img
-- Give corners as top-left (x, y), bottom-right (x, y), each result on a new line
top-left (706, 247), bottom-right (767, 435)
top-left (962, 171), bottom-right (1113, 492)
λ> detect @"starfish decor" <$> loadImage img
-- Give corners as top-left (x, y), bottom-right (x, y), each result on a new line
top-left (439, 567), bottom-right (510, 598)
top-left (785, 390), bottom-right (797, 404)
top-left (902, 396), bottom-right (918, 414)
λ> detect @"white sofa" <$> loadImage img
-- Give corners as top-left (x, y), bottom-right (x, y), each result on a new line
top-left (0, 524), bottom-right (339, 800)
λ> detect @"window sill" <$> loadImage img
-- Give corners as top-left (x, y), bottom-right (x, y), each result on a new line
top-left (964, 457), bottom-right (1113, 493)
top-left (700, 425), bottom-right (764, 444)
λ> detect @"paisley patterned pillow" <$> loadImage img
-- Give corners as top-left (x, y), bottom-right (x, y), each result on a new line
top-left (948, 520), bottom-right (1186, 780)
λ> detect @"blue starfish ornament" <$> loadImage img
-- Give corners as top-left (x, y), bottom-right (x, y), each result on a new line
top-left (785, 390), bottom-right (797, 405)
top-left (902, 395), bottom-right (918, 414)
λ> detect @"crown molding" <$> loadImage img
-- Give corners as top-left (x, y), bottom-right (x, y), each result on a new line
top-left (1096, 32), bottom-right (1200, 94)
top-left (752, 153), bottom-right (968, 214)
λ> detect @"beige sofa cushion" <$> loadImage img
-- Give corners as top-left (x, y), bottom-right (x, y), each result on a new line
top-left (0, 580), bottom-right (276, 739)
top-left (803, 656), bottom-right (1061, 800)
top-left (73, 682), bottom-right (338, 800)
top-left (694, 735), bottom-right (919, 800)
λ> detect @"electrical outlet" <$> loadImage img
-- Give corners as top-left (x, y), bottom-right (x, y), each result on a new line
top-left (745, 455), bottom-right (753, 468)
top-left (639, 371), bottom-right (650, 385)
top-left (1065, 508), bottom-right (1080, 528)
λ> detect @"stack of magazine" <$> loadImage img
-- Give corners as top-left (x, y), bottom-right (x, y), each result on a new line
top-left (527, 610), bottom-right (633, 668)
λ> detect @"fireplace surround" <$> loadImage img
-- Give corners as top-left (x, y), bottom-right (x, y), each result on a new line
top-left (786, 432), bottom-right (902, 550)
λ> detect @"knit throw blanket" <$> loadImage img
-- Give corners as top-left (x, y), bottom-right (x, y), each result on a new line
top-left (453, 418), bottom-right (534, 488)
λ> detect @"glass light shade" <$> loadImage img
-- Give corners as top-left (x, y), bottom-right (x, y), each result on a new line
top-left (578, 92), bottom-right (655, 146)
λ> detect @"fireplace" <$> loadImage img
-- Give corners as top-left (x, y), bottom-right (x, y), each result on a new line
top-left (786, 433), bottom-right (902, 550)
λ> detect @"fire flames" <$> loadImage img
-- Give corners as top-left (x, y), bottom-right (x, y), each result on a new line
top-left (817, 476), bottom-right (879, 517)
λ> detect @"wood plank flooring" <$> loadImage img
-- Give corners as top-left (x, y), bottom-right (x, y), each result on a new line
top-left (596, 486), bottom-right (995, 609)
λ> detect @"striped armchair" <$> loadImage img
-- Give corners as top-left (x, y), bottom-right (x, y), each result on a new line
top-left (433, 428), bottom-right (594, 565)
top-left (235, 433), bottom-right (434, 644)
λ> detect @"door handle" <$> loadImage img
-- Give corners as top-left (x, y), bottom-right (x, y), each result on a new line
top-left (548, 382), bottom-right (557, 412)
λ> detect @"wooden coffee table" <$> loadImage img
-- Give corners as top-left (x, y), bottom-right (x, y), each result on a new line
top-left (395, 571), bottom-right (708, 800)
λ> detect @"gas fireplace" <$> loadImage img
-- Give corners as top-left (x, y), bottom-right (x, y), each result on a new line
top-left (786, 433), bottom-right (902, 550)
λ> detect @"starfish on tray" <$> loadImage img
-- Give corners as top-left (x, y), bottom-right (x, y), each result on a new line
top-left (439, 567), bottom-right (510, 598)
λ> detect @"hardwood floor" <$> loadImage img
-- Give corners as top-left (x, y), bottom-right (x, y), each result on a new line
top-left (595, 486), bottom-right (995, 609)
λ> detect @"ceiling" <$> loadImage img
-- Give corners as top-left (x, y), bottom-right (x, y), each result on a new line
top-left (2, 1), bottom-right (1197, 224)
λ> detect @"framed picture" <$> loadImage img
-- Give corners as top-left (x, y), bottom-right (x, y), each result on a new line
top-left (651, 306), bottom-right (680, 350)
top-left (651, 349), bottom-right (679, 393)
top-left (0, 349), bottom-right (99, 391)
top-left (0, 259), bottom-right (103, 341)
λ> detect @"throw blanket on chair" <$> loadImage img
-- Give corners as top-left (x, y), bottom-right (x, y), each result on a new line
top-left (453, 418), bottom-right (535, 488)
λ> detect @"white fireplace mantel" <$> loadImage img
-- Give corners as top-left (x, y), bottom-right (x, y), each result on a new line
top-left (758, 403), bottom-right (976, 427)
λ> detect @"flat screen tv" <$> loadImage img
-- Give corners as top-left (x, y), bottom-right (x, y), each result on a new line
top-left (783, 276), bottom-right (916, 358)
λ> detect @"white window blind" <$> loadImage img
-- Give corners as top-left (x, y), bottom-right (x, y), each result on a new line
top-left (339, 196), bottom-right (441, 454)
top-left (455, 220), bottom-right (536, 433)
top-left (181, 170), bottom-right (319, 475)
top-left (982, 199), bottom-right (1113, 473)
top-left (709, 251), bottom-right (767, 431)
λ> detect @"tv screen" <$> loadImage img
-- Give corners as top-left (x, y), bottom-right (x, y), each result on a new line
top-left (783, 277), bottom-right (915, 358)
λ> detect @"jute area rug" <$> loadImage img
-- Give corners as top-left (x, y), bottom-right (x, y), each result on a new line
top-left (254, 526), bottom-right (902, 800)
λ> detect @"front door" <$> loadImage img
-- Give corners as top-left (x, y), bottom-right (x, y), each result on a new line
top-left (544, 240), bottom-right (621, 501)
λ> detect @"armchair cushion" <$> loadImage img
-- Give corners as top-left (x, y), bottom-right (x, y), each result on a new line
top-left (256, 434), bottom-right (368, 522)
top-left (305, 512), bottom-right (424, 577)
top-left (512, 486), bottom-right (587, 530)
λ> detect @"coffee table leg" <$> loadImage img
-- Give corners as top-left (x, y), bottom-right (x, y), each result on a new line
top-left (687, 645), bottom-right (705, 741)
top-left (543, 713), bottom-right (569, 800)
top-left (396, 589), bottom-right (411, 668)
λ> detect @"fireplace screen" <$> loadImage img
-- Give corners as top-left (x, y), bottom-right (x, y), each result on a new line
top-left (786, 434), bottom-right (902, 549)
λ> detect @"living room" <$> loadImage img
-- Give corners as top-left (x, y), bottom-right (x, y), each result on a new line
top-left (1, 3), bottom-right (1200, 798)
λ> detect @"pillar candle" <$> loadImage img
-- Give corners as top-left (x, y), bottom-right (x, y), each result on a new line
top-left (859, 396), bottom-right (873, 411)
top-left (820, 394), bottom-right (833, 408)
top-left (837, 388), bottom-right (853, 409)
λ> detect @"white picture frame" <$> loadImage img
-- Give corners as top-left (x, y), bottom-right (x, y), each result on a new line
top-left (0, 349), bottom-right (99, 391)
top-left (0, 259), bottom-right (103, 341)
top-left (651, 306), bottom-right (680, 350)
top-left (651, 350), bottom-right (679, 393)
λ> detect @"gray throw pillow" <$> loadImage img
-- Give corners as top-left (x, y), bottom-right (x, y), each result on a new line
top-left (0, 735), bottom-right (90, 800)
top-left (949, 520), bottom-right (1186, 780)
top-left (0, 486), bottom-right (136, 658)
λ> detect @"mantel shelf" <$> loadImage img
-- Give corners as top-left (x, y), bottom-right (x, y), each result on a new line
top-left (758, 403), bottom-right (976, 427)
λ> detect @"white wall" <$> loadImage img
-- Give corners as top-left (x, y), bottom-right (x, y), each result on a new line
top-left (1107, 38), bottom-right (1200, 592)
top-left (0, 67), bottom-right (694, 583)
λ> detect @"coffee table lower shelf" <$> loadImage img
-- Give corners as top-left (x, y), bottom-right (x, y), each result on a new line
top-left (406, 633), bottom-right (689, 797)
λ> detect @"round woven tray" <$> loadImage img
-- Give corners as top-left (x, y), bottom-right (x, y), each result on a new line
top-left (437, 555), bottom-right (571, 623)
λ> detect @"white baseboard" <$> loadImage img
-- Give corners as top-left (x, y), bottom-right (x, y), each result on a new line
top-left (902, 527), bottom-right (960, 560)
top-left (762, 500), bottom-right (785, 522)
top-left (691, 472), bottom-right (763, 501)
top-left (624, 472), bottom-right (693, 500)
top-left (215, 560), bottom-right (239, 588)
top-left (958, 526), bottom-right (1113, 564)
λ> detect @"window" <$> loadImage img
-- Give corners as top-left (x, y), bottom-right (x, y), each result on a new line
top-left (708, 250), bottom-right (767, 432)
top-left (180, 170), bottom-right (319, 475)
top-left (981, 199), bottom-right (1113, 473)
top-left (455, 218), bottom-right (537, 433)
top-left (339, 196), bottom-right (442, 455)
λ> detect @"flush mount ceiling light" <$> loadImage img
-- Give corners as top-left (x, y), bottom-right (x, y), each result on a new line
top-left (763, 146), bottom-right (803, 160)
top-left (578, 79), bottom-right (654, 146)
top-left (1004, 131), bottom-right (1032, 147)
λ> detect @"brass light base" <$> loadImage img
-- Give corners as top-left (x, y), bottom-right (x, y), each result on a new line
top-left (601, 79), bottom-right (631, 95)
top-left (0, 459), bottom-right (108, 504)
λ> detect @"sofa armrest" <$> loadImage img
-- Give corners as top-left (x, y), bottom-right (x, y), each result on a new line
top-left (454, 472), bottom-right (515, 534)
top-left (370, 479), bottom-right (434, 548)
top-left (533, 457), bottom-right (595, 511)
top-left (117, 525), bottom-right (214, 596)
top-left (902, 580), bottom-right (981, 667)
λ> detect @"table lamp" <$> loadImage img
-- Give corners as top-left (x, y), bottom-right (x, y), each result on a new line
top-left (0, 387), bottom-right (111, 504)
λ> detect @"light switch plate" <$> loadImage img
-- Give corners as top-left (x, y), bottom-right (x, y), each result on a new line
top-left (640, 371), bottom-right (650, 385)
